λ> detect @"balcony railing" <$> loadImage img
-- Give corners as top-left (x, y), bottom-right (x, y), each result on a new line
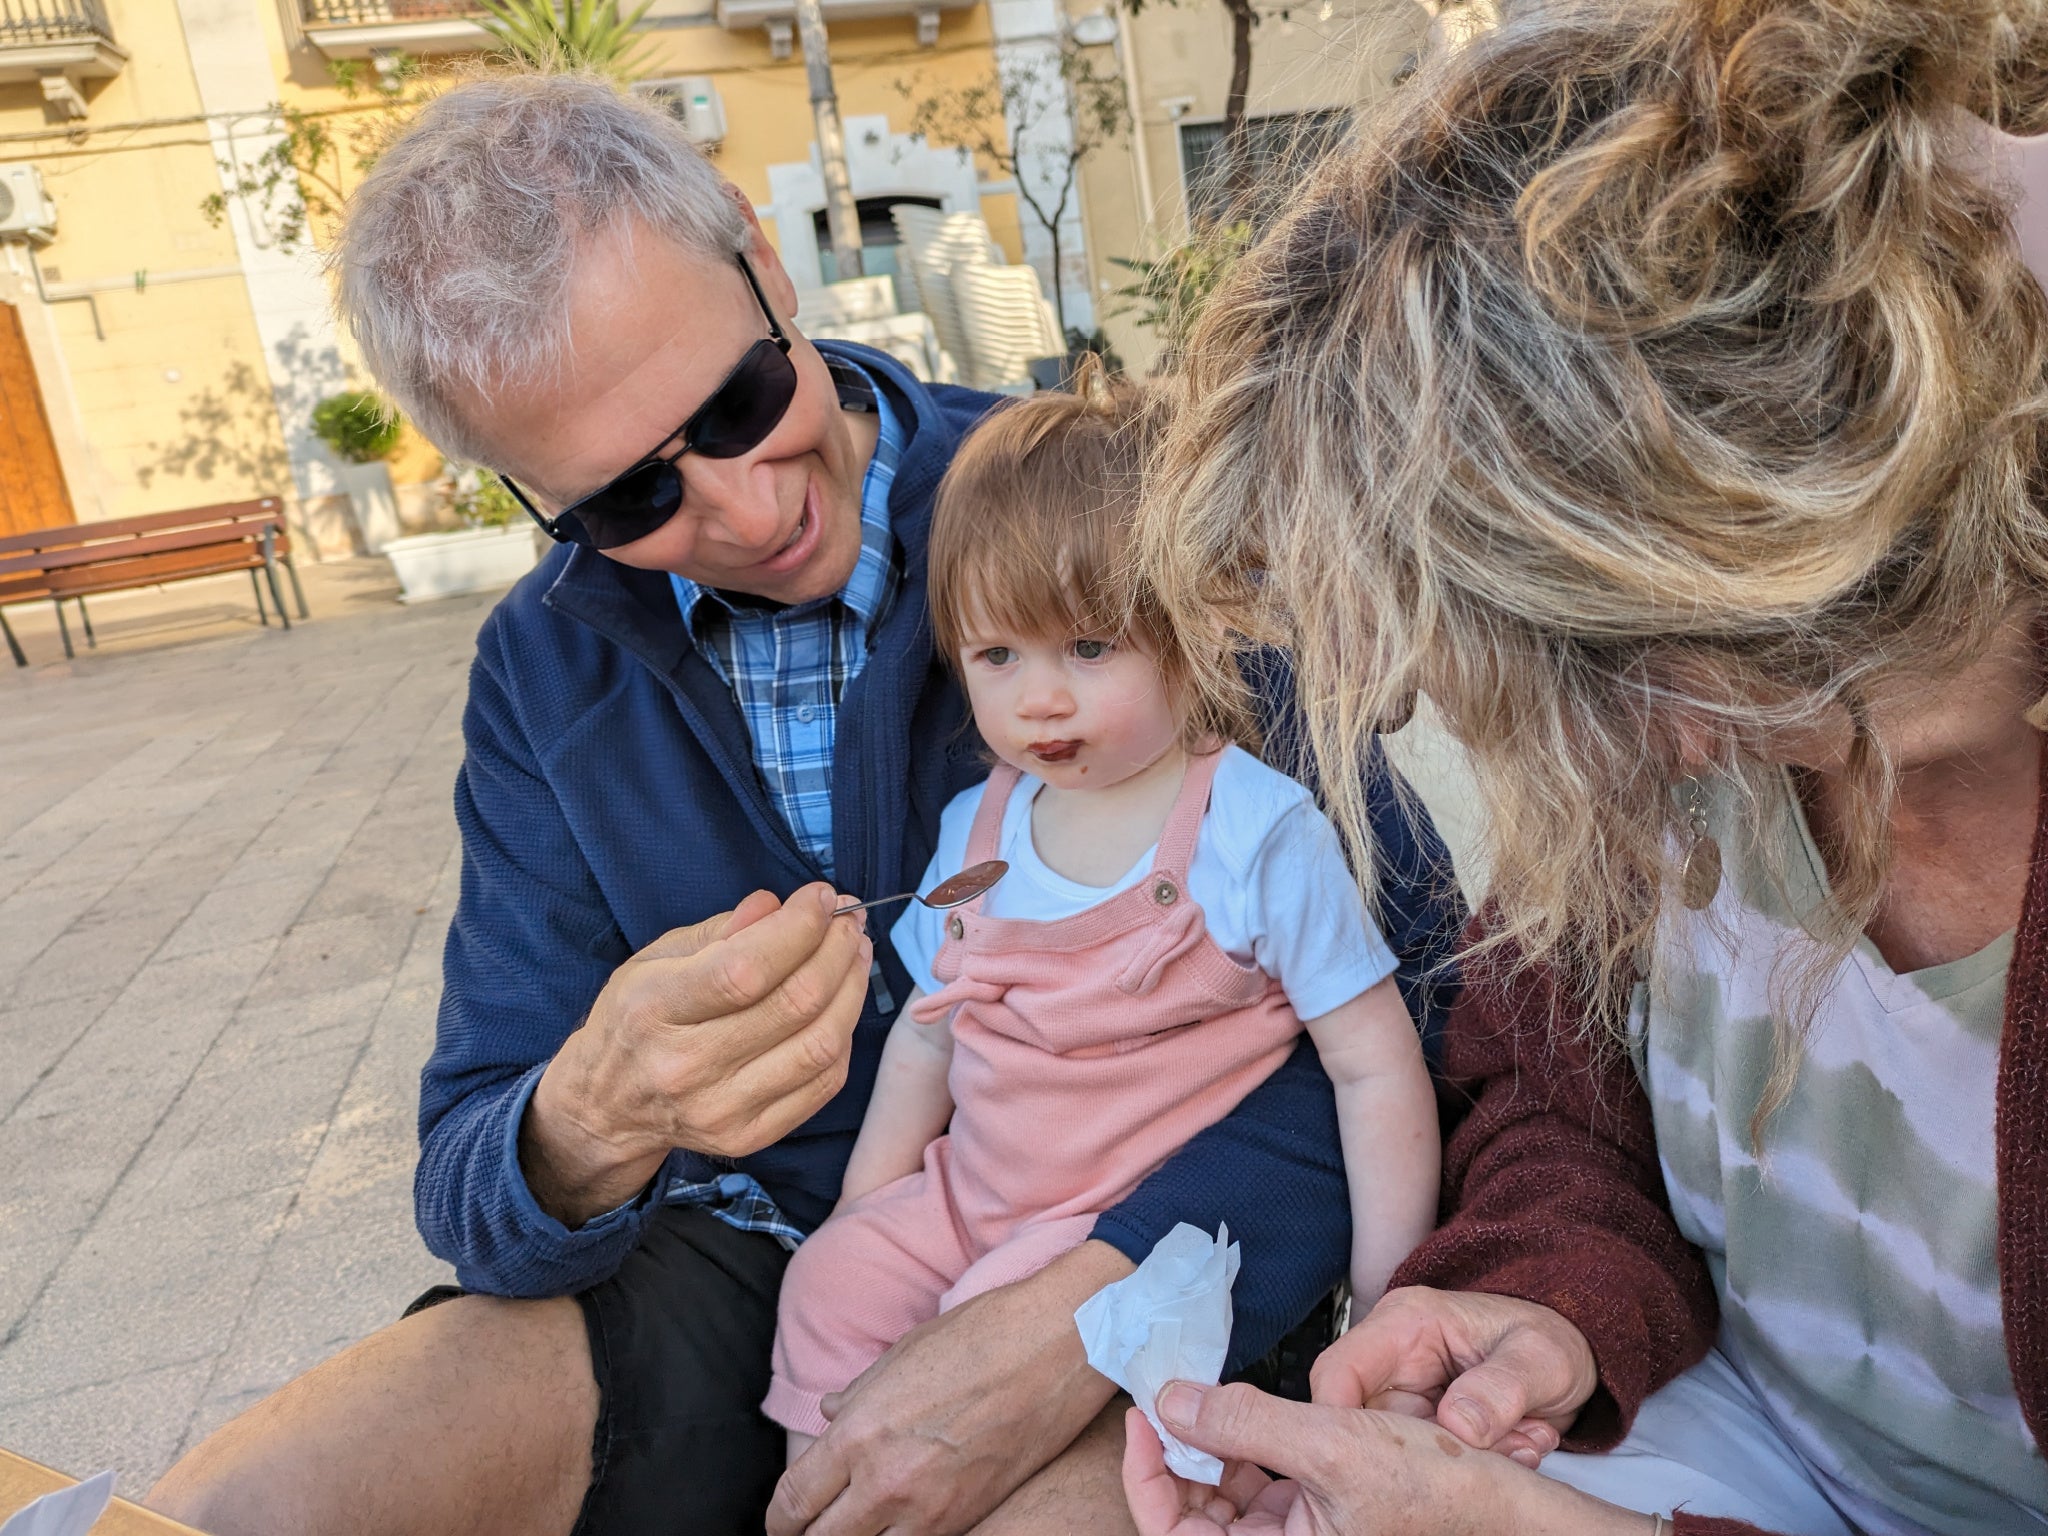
top-left (0, 0), bottom-right (115, 46)
top-left (301, 0), bottom-right (490, 21)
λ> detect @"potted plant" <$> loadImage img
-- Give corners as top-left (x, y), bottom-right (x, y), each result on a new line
top-left (381, 469), bottom-right (544, 603)
top-left (311, 390), bottom-right (405, 553)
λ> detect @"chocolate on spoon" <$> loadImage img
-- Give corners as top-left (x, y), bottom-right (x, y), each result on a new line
top-left (834, 860), bottom-right (1009, 917)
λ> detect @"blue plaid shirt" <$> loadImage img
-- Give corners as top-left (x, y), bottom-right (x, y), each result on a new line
top-left (664, 358), bottom-right (903, 1247)
top-left (669, 363), bottom-right (902, 883)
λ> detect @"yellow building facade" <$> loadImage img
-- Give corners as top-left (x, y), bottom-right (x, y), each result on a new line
top-left (0, 0), bottom-right (1432, 547)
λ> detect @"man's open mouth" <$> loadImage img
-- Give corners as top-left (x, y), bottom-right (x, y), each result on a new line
top-left (776, 506), bottom-right (809, 557)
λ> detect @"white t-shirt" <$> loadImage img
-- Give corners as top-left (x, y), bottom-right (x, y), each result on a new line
top-left (891, 745), bottom-right (1397, 1023)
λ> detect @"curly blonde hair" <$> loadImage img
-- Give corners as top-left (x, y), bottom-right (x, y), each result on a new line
top-left (1139, 0), bottom-right (2048, 1083)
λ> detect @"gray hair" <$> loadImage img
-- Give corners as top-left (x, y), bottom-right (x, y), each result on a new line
top-left (333, 71), bottom-right (749, 465)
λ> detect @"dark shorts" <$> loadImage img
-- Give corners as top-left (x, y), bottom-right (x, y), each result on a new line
top-left (408, 1204), bottom-right (791, 1536)
top-left (407, 1208), bottom-right (1334, 1536)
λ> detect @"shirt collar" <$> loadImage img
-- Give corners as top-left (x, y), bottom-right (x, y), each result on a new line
top-left (669, 354), bottom-right (903, 631)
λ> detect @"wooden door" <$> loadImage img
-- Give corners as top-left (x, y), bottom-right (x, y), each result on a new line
top-left (0, 300), bottom-right (75, 537)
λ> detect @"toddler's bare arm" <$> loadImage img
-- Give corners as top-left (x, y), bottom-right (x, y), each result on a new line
top-left (1304, 976), bottom-right (1441, 1309)
top-left (836, 987), bottom-right (956, 1208)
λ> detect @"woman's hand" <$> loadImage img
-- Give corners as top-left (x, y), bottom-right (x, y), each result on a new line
top-left (1308, 1287), bottom-right (1599, 1466)
top-left (1121, 1387), bottom-right (1653, 1536)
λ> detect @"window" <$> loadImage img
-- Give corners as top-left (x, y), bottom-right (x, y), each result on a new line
top-left (1179, 108), bottom-right (1352, 229)
top-left (813, 196), bottom-right (943, 298)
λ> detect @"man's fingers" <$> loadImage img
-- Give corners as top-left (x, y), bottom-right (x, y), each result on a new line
top-left (668, 883), bottom-right (847, 1018)
top-left (766, 1436), bottom-right (852, 1536)
top-left (722, 886), bottom-right (788, 939)
top-left (722, 944), bottom-right (871, 1135)
top-left (631, 887), bottom-right (785, 964)
top-left (1156, 1382), bottom-right (1326, 1479)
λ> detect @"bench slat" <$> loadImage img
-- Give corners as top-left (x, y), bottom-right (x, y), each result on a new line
top-left (0, 500), bottom-right (285, 557)
top-left (0, 524), bottom-right (274, 578)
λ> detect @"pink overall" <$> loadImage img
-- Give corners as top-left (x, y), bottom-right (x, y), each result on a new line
top-left (764, 750), bottom-right (1303, 1434)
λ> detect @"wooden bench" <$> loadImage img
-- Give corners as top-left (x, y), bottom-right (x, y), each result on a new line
top-left (0, 498), bottom-right (308, 667)
top-left (0, 1446), bottom-right (203, 1533)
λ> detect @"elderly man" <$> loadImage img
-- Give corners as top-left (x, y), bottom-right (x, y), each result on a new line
top-left (149, 74), bottom-right (1463, 1536)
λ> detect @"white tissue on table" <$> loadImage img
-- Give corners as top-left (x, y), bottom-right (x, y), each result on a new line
top-left (0, 1470), bottom-right (114, 1536)
top-left (1073, 1221), bottom-right (1240, 1485)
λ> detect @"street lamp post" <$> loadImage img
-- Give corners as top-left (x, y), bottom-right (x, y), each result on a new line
top-left (794, 0), bottom-right (864, 281)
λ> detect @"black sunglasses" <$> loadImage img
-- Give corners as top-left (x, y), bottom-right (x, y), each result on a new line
top-left (501, 256), bottom-right (798, 551)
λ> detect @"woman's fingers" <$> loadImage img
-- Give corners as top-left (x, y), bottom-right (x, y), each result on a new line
top-left (1362, 1387), bottom-right (1439, 1419)
top-left (1120, 1408), bottom-right (1207, 1536)
top-left (1434, 1335), bottom-right (1570, 1448)
top-left (1157, 1382), bottom-right (1331, 1480)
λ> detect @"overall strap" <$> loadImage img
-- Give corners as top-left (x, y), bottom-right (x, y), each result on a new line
top-left (963, 762), bottom-right (1024, 867)
top-left (1151, 749), bottom-right (1225, 878)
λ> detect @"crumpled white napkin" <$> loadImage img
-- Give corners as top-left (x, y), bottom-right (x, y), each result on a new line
top-left (1073, 1222), bottom-right (1240, 1485)
top-left (0, 1470), bottom-right (114, 1536)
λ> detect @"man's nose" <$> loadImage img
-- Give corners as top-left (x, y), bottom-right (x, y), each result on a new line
top-left (681, 457), bottom-right (784, 551)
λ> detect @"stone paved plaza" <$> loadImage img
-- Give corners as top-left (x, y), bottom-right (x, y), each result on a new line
top-left (0, 560), bottom-right (490, 1497)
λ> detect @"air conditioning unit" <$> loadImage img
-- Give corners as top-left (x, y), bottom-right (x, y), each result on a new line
top-left (0, 164), bottom-right (57, 246)
top-left (635, 77), bottom-right (728, 149)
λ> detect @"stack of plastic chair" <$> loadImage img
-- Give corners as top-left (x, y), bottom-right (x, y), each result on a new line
top-left (792, 276), bottom-right (900, 331)
top-left (952, 263), bottom-right (1064, 391)
top-left (890, 205), bottom-right (1003, 387)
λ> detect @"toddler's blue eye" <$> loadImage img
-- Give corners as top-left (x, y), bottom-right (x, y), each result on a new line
top-left (981, 646), bottom-right (1012, 666)
top-left (1073, 639), bottom-right (1111, 660)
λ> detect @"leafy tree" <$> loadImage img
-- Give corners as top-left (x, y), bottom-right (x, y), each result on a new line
top-left (478, 0), bottom-right (657, 79)
top-left (1110, 219), bottom-right (1251, 367)
top-left (199, 56), bottom-right (428, 254)
top-left (898, 44), bottom-right (1132, 333)
top-left (311, 390), bottom-right (403, 463)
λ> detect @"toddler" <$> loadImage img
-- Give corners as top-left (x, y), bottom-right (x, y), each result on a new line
top-left (762, 373), bottom-right (1439, 1448)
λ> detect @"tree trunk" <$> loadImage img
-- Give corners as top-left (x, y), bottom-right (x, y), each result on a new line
top-left (1216, 0), bottom-right (1256, 220)
top-left (795, 0), bottom-right (863, 280)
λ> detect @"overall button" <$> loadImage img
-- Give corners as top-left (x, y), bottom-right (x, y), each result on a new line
top-left (947, 915), bottom-right (965, 940)
top-left (1153, 880), bottom-right (1178, 905)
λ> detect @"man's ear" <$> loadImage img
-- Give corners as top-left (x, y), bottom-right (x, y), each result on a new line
top-left (725, 183), bottom-right (801, 320)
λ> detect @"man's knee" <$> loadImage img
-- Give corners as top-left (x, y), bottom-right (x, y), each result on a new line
top-left (148, 1294), bottom-right (596, 1536)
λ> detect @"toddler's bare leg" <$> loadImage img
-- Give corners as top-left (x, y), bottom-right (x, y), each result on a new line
top-left (787, 1430), bottom-right (816, 1464)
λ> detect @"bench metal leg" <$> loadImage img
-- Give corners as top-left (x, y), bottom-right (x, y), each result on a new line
top-left (76, 597), bottom-right (94, 649)
top-left (250, 568), bottom-right (269, 626)
top-left (260, 528), bottom-right (291, 632)
top-left (0, 608), bottom-right (24, 668)
top-left (51, 598), bottom-right (73, 660)
top-left (282, 552), bottom-right (309, 620)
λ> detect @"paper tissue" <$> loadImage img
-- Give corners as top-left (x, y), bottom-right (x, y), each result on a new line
top-left (0, 1470), bottom-right (113, 1536)
top-left (1073, 1222), bottom-right (1240, 1485)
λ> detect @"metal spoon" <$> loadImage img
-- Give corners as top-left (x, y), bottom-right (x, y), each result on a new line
top-left (834, 859), bottom-right (1009, 917)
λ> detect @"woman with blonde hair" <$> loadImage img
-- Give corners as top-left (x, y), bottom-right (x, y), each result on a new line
top-left (1117, 0), bottom-right (2048, 1532)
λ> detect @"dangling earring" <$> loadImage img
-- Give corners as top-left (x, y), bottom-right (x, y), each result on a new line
top-left (1679, 777), bottom-right (1722, 911)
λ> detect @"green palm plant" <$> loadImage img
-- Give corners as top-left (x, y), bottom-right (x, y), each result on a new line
top-left (479, 0), bottom-right (657, 80)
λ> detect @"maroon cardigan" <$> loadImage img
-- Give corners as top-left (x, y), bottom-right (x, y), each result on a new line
top-left (1388, 774), bottom-right (2048, 1536)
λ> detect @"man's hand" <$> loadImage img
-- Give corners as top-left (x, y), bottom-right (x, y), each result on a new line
top-left (767, 1239), bottom-right (1136, 1536)
top-left (1308, 1287), bottom-right (1598, 1467)
top-left (521, 883), bottom-right (872, 1227)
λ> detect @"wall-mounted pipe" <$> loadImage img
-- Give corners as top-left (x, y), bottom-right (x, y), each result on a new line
top-left (22, 246), bottom-right (245, 340)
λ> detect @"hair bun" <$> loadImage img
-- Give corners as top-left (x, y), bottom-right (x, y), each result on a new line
top-left (1703, 0), bottom-right (2047, 137)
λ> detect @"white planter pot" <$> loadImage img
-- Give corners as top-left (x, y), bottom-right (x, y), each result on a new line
top-left (383, 524), bottom-right (542, 603)
top-left (339, 461), bottom-right (403, 554)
